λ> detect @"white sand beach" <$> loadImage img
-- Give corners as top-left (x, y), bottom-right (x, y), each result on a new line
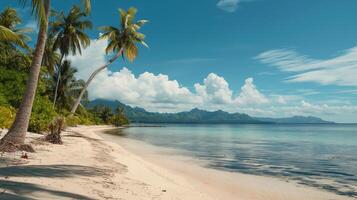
top-left (0, 126), bottom-right (354, 200)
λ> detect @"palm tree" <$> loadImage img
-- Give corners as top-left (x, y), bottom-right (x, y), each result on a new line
top-left (50, 5), bottom-right (92, 107)
top-left (0, 0), bottom-right (91, 151)
top-left (0, 7), bottom-right (32, 48)
top-left (42, 35), bottom-right (60, 75)
top-left (70, 7), bottom-right (148, 115)
top-left (0, 25), bottom-right (19, 42)
top-left (52, 60), bottom-right (87, 110)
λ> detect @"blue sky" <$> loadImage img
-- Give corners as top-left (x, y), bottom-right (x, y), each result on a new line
top-left (2, 0), bottom-right (357, 122)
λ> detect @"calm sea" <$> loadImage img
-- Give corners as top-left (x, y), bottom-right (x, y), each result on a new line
top-left (107, 124), bottom-right (357, 197)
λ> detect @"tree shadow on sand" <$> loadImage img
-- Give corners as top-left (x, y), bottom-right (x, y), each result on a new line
top-left (0, 164), bottom-right (107, 199)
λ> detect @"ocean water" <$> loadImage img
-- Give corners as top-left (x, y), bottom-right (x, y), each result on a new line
top-left (108, 124), bottom-right (357, 197)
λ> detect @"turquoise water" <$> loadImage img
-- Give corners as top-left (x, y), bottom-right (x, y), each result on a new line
top-left (112, 124), bottom-right (357, 197)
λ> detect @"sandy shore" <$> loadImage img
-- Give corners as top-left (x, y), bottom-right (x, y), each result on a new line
top-left (0, 126), bottom-right (354, 200)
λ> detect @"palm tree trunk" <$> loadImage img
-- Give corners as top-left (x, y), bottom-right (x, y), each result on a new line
top-left (53, 54), bottom-right (64, 108)
top-left (0, 0), bottom-right (50, 147)
top-left (70, 49), bottom-right (122, 115)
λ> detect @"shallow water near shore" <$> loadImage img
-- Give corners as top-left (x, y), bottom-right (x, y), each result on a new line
top-left (105, 123), bottom-right (357, 198)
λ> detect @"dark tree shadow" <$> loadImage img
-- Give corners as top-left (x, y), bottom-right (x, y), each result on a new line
top-left (0, 192), bottom-right (35, 200)
top-left (0, 164), bottom-right (106, 178)
top-left (0, 156), bottom-right (27, 167)
top-left (0, 164), bottom-right (107, 199)
top-left (0, 180), bottom-right (95, 199)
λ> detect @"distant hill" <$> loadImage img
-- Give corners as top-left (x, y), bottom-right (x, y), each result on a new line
top-left (87, 99), bottom-right (334, 124)
top-left (255, 116), bottom-right (334, 124)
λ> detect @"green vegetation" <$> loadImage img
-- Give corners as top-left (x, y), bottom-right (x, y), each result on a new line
top-left (0, 106), bottom-right (15, 129)
top-left (89, 105), bottom-right (129, 126)
top-left (70, 7), bottom-right (149, 114)
top-left (0, 7), bottom-right (31, 48)
top-left (50, 5), bottom-right (92, 107)
top-left (0, 41), bottom-right (128, 131)
top-left (0, 2), bottom-right (139, 151)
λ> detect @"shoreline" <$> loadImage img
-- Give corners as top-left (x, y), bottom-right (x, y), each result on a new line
top-left (0, 126), bottom-right (354, 200)
top-left (99, 127), bottom-right (356, 200)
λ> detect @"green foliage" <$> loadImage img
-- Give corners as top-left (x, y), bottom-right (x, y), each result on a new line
top-left (50, 60), bottom-right (87, 110)
top-left (0, 5), bottom-right (133, 133)
top-left (0, 44), bottom-right (29, 107)
top-left (110, 108), bottom-right (129, 126)
top-left (89, 105), bottom-right (129, 126)
top-left (99, 7), bottom-right (148, 62)
top-left (0, 92), bottom-right (9, 106)
top-left (0, 8), bottom-right (32, 49)
top-left (90, 105), bottom-right (113, 124)
top-left (0, 106), bottom-right (15, 128)
top-left (0, 68), bottom-right (27, 107)
top-left (50, 5), bottom-right (92, 57)
top-left (28, 96), bottom-right (57, 133)
top-left (65, 114), bottom-right (95, 127)
top-left (65, 115), bottom-right (81, 127)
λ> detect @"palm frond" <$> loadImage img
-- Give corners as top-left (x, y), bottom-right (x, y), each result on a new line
top-left (100, 7), bottom-right (148, 62)
top-left (0, 25), bottom-right (20, 41)
top-left (50, 5), bottom-right (92, 57)
top-left (81, 0), bottom-right (91, 15)
top-left (18, 0), bottom-right (47, 27)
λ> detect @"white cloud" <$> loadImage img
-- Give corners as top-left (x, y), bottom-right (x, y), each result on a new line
top-left (217, 0), bottom-right (254, 12)
top-left (194, 73), bottom-right (233, 105)
top-left (256, 47), bottom-right (357, 86)
top-left (68, 39), bottom-right (108, 80)
top-left (276, 96), bottom-right (287, 104)
top-left (68, 39), bottom-right (269, 112)
top-left (67, 39), bottom-right (357, 122)
top-left (217, 0), bottom-right (241, 12)
top-left (235, 78), bottom-right (269, 105)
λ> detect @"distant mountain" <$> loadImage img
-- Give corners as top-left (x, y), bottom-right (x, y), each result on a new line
top-left (87, 99), bottom-right (334, 124)
top-left (256, 116), bottom-right (334, 124)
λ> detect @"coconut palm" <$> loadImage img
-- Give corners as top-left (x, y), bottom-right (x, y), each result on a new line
top-left (0, 0), bottom-right (92, 151)
top-left (42, 35), bottom-right (60, 75)
top-left (51, 60), bottom-right (87, 110)
top-left (0, 7), bottom-right (32, 48)
top-left (50, 5), bottom-right (92, 107)
top-left (0, 25), bottom-right (20, 44)
top-left (70, 7), bottom-right (148, 115)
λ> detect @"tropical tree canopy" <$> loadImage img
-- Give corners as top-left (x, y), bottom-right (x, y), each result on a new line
top-left (0, 8), bottom-right (32, 48)
top-left (18, 0), bottom-right (91, 27)
top-left (50, 5), bottom-right (92, 57)
top-left (99, 7), bottom-right (149, 62)
top-left (0, 25), bottom-right (19, 42)
top-left (51, 60), bottom-right (87, 110)
top-left (42, 35), bottom-right (60, 74)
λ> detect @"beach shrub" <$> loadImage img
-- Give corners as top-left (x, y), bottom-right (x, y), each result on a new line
top-left (110, 112), bottom-right (129, 126)
top-left (46, 117), bottom-right (65, 144)
top-left (65, 115), bottom-right (81, 127)
top-left (29, 97), bottom-right (57, 133)
top-left (0, 106), bottom-right (15, 129)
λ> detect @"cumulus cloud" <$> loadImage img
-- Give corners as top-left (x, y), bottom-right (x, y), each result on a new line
top-left (256, 47), bottom-right (357, 86)
top-left (67, 38), bottom-right (357, 122)
top-left (68, 39), bottom-right (270, 112)
top-left (194, 73), bottom-right (233, 105)
top-left (235, 78), bottom-right (269, 105)
top-left (68, 39), bottom-right (108, 80)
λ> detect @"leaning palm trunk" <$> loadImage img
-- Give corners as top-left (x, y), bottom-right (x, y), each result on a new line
top-left (70, 49), bottom-right (122, 115)
top-left (53, 55), bottom-right (65, 108)
top-left (0, 0), bottom-right (51, 150)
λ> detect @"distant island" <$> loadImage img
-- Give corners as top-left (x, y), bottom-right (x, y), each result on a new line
top-left (87, 99), bottom-right (335, 124)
